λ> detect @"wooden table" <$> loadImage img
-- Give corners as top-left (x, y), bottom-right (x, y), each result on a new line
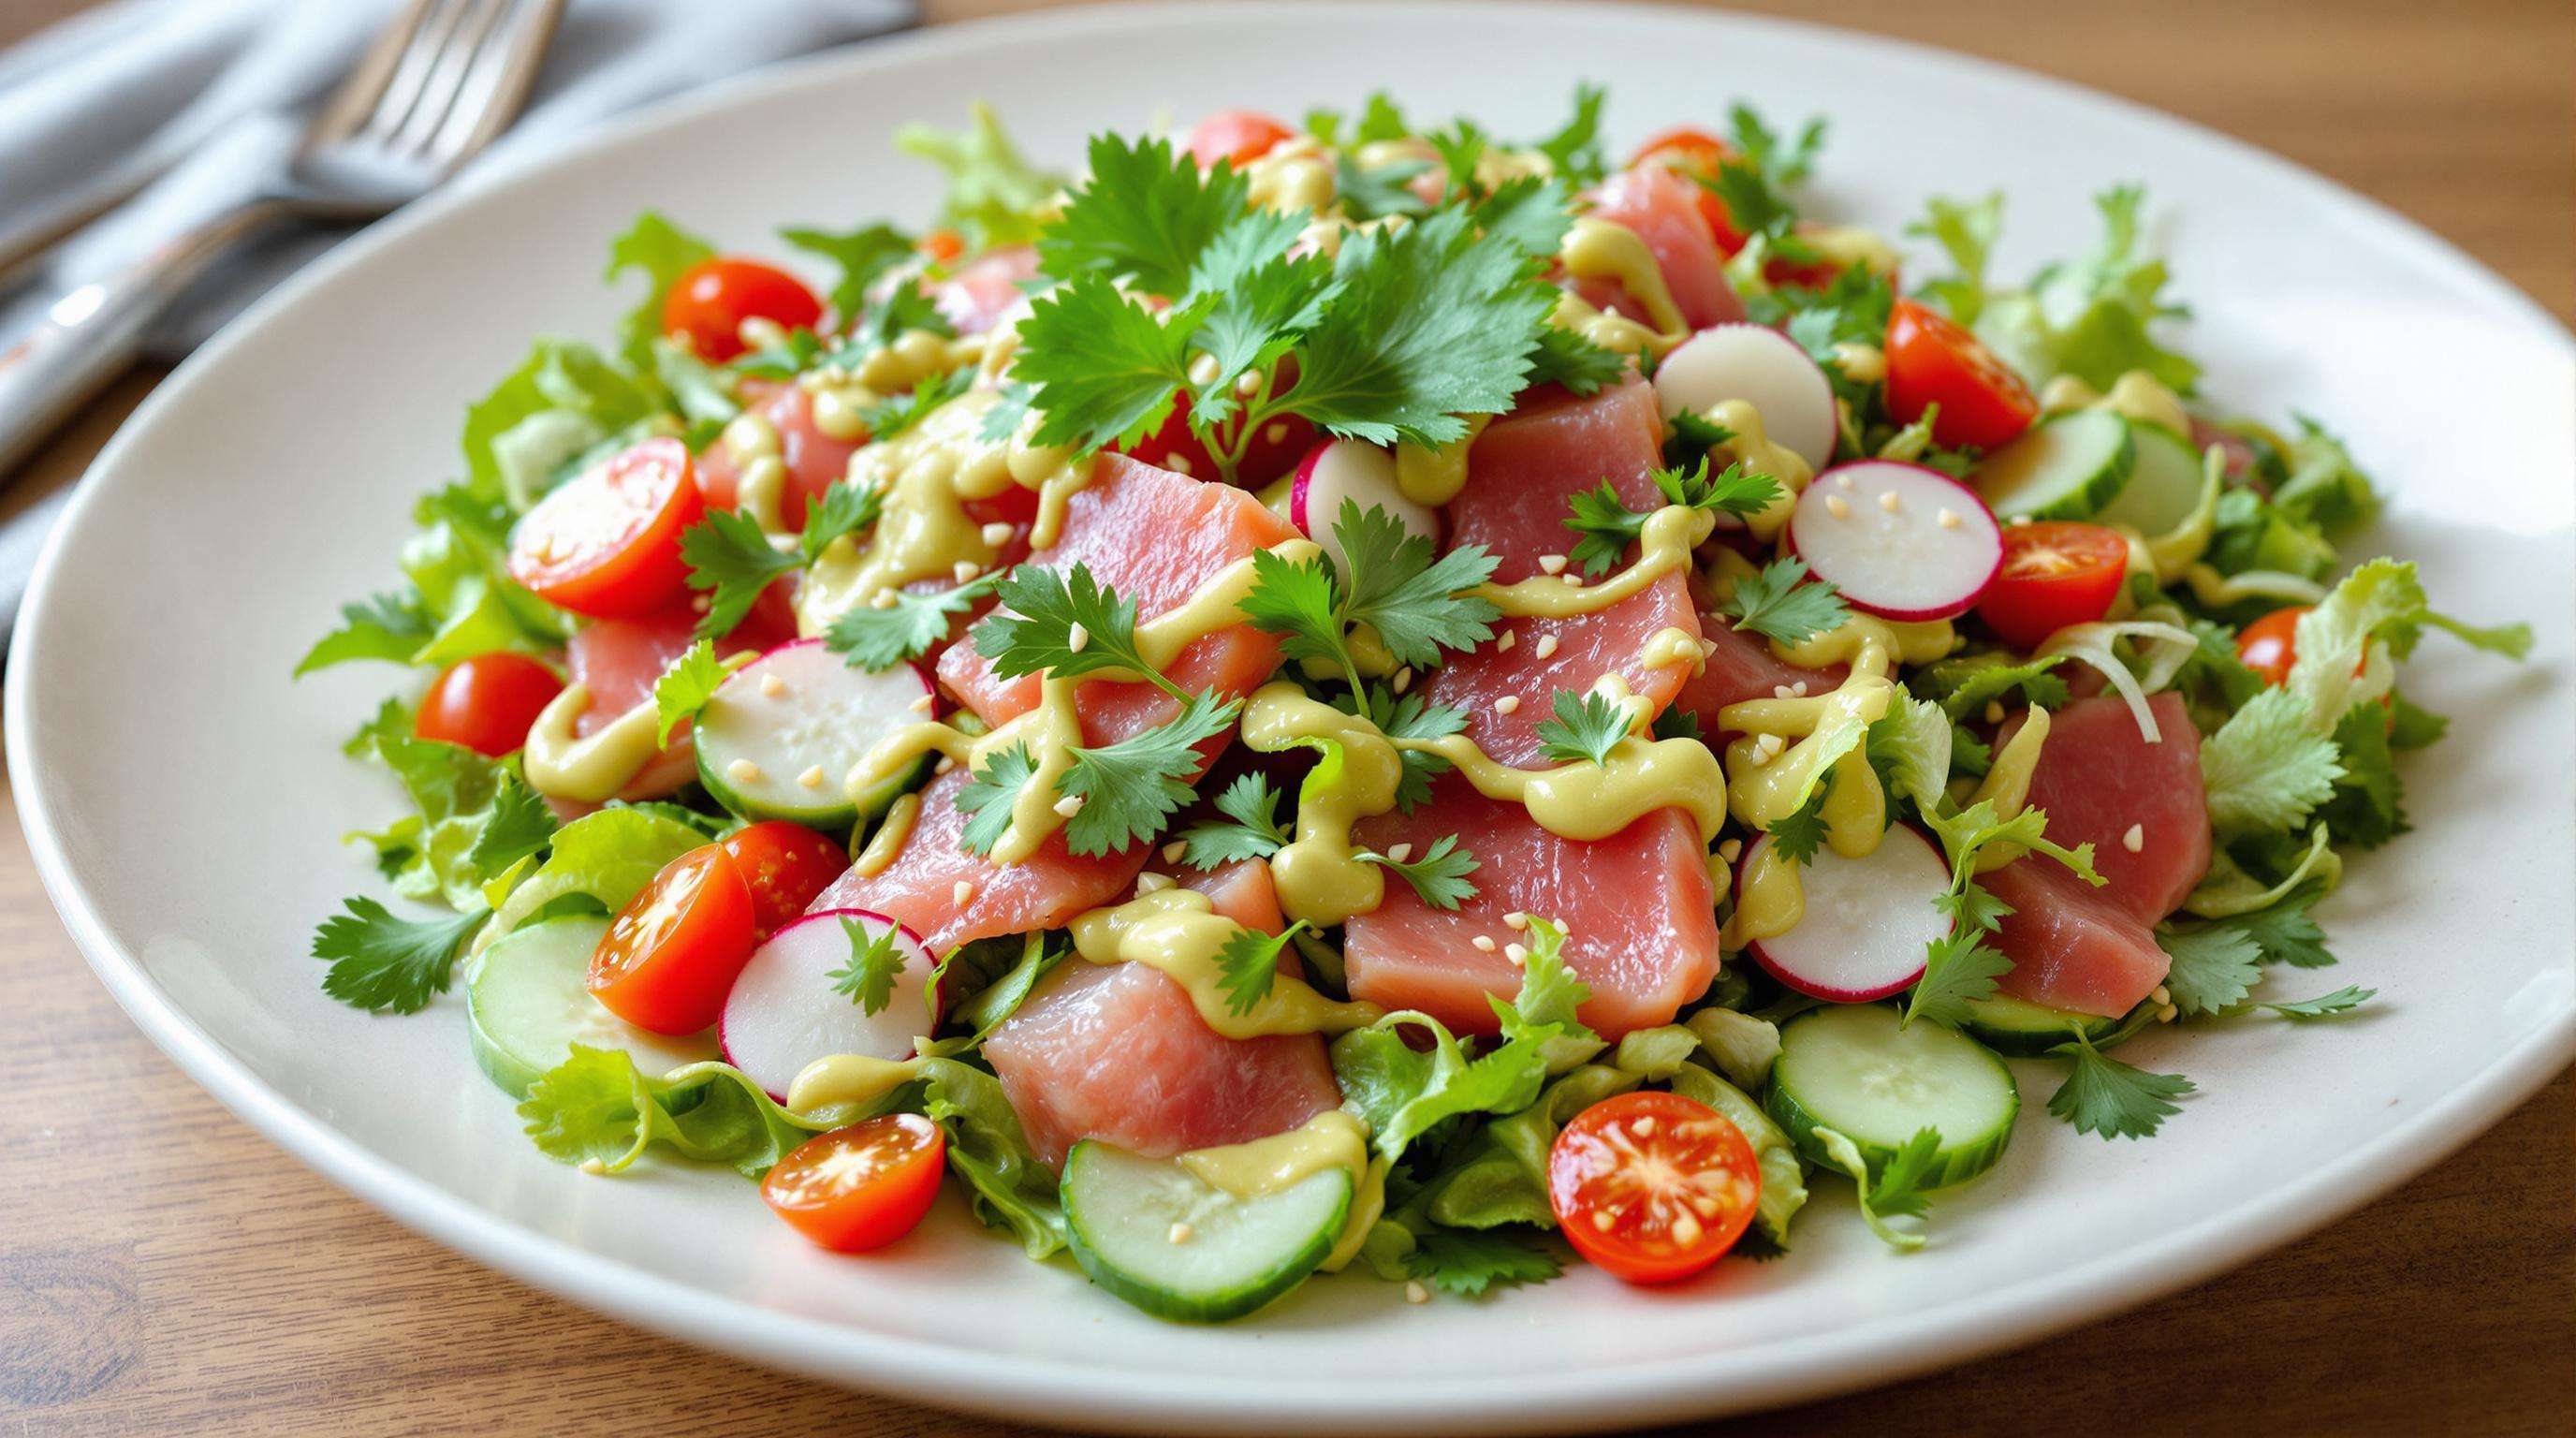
top-left (1, 1), bottom-right (2568, 1432)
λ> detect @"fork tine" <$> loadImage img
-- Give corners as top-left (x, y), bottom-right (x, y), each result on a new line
top-left (303, 0), bottom-right (443, 148)
top-left (359, 0), bottom-right (476, 146)
top-left (388, 0), bottom-right (510, 156)
top-left (423, 0), bottom-right (564, 169)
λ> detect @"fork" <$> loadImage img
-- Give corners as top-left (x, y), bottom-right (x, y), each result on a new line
top-left (0, 0), bottom-right (564, 480)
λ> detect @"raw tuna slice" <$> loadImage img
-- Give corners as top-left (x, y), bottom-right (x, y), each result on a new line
top-left (693, 381), bottom-right (862, 532)
top-left (928, 245), bottom-right (1039, 335)
top-left (1988, 692), bottom-right (2212, 1017)
top-left (1171, 859), bottom-right (1287, 937)
top-left (1446, 377), bottom-right (1664, 582)
top-left (1584, 165), bottom-right (1745, 330)
top-left (983, 959), bottom-right (1341, 1170)
top-left (564, 585), bottom-right (798, 799)
top-left (806, 767), bottom-right (1147, 958)
top-left (1672, 621), bottom-right (1849, 736)
top-left (940, 453), bottom-right (1295, 739)
top-left (1345, 774), bottom-right (1719, 1038)
top-left (1413, 577), bottom-right (1700, 768)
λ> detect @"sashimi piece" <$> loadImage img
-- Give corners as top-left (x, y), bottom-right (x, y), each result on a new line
top-left (693, 381), bottom-right (862, 531)
top-left (1345, 775), bottom-right (1719, 1038)
top-left (2012, 693), bottom-right (2211, 922)
top-left (1584, 165), bottom-right (1745, 330)
top-left (1985, 859), bottom-right (2171, 1019)
top-left (1671, 621), bottom-right (1848, 736)
top-left (564, 585), bottom-right (797, 798)
top-left (983, 959), bottom-right (1341, 1170)
top-left (1171, 859), bottom-right (1287, 937)
top-left (940, 453), bottom-right (1295, 737)
top-left (806, 766), bottom-right (1148, 957)
top-left (1412, 576), bottom-right (1700, 768)
top-left (928, 245), bottom-right (1039, 335)
top-left (1446, 377), bottom-right (1664, 582)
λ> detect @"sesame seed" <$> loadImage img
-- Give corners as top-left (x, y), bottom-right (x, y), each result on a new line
top-left (1878, 489), bottom-right (1901, 513)
top-left (1756, 732), bottom-right (1785, 757)
top-left (1791, 681), bottom-right (1808, 697)
top-left (1497, 629), bottom-right (1518, 652)
top-left (980, 521), bottom-right (1015, 546)
top-left (1167, 454), bottom-right (1195, 477)
top-left (1538, 554), bottom-right (1568, 576)
top-left (1833, 471), bottom-right (1855, 491)
top-left (908, 692), bottom-right (935, 713)
top-left (1134, 871), bottom-right (1174, 894)
top-left (1169, 1222), bottom-right (1194, 1244)
top-left (760, 673), bottom-right (787, 698)
top-left (2152, 985), bottom-right (2173, 1007)
top-left (1503, 912), bottom-right (1530, 931)
top-left (1266, 423), bottom-right (1288, 443)
top-left (870, 589), bottom-right (900, 609)
top-left (1773, 684), bottom-right (1793, 699)
top-left (1504, 942), bottom-right (1529, 963)
top-left (1562, 572), bottom-right (1586, 588)
top-left (2122, 823), bottom-right (2144, 853)
top-left (1824, 493), bottom-right (1852, 520)
top-left (1937, 507), bottom-right (1961, 530)
top-left (1066, 622), bottom-right (1090, 653)
top-left (953, 560), bottom-right (980, 583)
top-left (953, 880), bottom-right (977, 906)
top-left (726, 759), bottom-right (764, 783)
top-left (934, 756), bottom-right (957, 775)
top-left (798, 766), bottom-right (826, 789)
top-left (1236, 369), bottom-right (1264, 396)
top-left (1472, 935), bottom-right (1498, 952)
top-left (1984, 700), bottom-right (2006, 725)
top-left (1534, 635), bottom-right (1559, 660)
top-left (1163, 842), bottom-right (1186, 863)
top-left (1744, 744), bottom-right (1771, 768)
top-left (1393, 667), bottom-right (1413, 695)
top-left (1717, 839), bottom-right (1741, 863)
top-left (1404, 1280), bottom-right (1431, 1304)
top-left (1495, 696), bottom-right (1521, 715)
top-left (1385, 842), bottom-right (1413, 863)
top-left (1053, 794), bottom-right (1085, 818)
top-left (1700, 638), bottom-right (1719, 658)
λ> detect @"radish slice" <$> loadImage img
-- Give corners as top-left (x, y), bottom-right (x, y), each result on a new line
top-left (1290, 438), bottom-right (1439, 579)
top-left (1789, 461), bottom-right (2002, 622)
top-left (1653, 323), bottom-right (1838, 472)
top-left (1744, 827), bottom-right (1952, 1003)
top-left (720, 909), bottom-right (939, 1100)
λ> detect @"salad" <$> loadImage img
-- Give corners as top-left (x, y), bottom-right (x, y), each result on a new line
top-left (300, 89), bottom-right (2528, 1321)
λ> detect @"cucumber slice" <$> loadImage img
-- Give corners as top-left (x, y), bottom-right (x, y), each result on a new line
top-left (695, 638), bottom-right (933, 829)
top-left (2092, 421), bottom-right (2203, 536)
top-left (1973, 410), bottom-right (2135, 520)
top-left (468, 917), bottom-right (715, 1096)
top-left (1061, 1141), bottom-right (1352, 1323)
top-left (1962, 993), bottom-right (2129, 1059)
top-left (1765, 1005), bottom-right (2018, 1188)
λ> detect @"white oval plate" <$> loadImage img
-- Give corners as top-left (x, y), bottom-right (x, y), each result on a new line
top-left (11, 4), bottom-right (2572, 1431)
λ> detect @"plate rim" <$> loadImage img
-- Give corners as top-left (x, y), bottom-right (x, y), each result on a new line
top-left (9, 3), bottom-right (2572, 1431)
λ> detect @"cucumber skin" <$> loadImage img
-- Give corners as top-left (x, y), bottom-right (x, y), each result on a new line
top-left (1977, 412), bottom-right (2136, 521)
top-left (468, 1001), bottom-right (546, 1099)
top-left (2093, 421), bottom-right (2203, 536)
top-left (1963, 994), bottom-right (2128, 1059)
top-left (1061, 1144), bottom-right (1352, 1325)
top-left (1764, 1010), bottom-right (2020, 1190)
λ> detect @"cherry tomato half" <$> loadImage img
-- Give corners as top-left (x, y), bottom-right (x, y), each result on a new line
top-left (2236, 605), bottom-right (2309, 687)
top-left (412, 652), bottom-right (563, 757)
top-left (662, 257), bottom-right (823, 361)
top-left (1117, 382), bottom-right (1316, 487)
top-left (1883, 298), bottom-right (2038, 450)
top-left (1976, 521), bottom-right (2131, 650)
top-left (506, 437), bottom-right (705, 621)
top-left (1627, 126), bottom-right (1748, 256)
top-left (762, 1114), bottom-right (946, 1253)
top-left (721, 821), bottom-right (849, 939)
top-left (1186, 109), bottom-right (1295, 169)
top-left (1548, 1091), bottom-right (1761, 1285)
top-left (589, 844), bottom-right (757, 1034)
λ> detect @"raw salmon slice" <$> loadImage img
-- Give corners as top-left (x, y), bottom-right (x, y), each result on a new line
top-left (1584, 164), bottom-right (1745, 330)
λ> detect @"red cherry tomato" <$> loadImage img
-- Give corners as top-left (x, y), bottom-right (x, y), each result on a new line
top-left (506, 437), bottom-right (705, 620)
top-left (411, 652), bottom-right (564, 757)
top-left (1976, 521), bottom-right (2131, 650)
top-left (762, 1114), bottom-right (946, 1253)
top-left (589, 844), bottom-right (757, 1034)
top-left (1627, 126), bottom-right (1748, 256)
top-left (720, 821), bottom-right (849, 939)
top-left (1883, 298), bottom-right (2038, 450)
top-left (662, 257), bottom-right (823, 361)
top-left (1186, 110), bottom-right (1295, 169)
top-left (1118, 388), bottom-right (1316, 488)
top-left (2236, 605), bottom-right (2306, 687)
top-left (1548, 1091), bottom-right (1761, 1285)
top-left (918, 228), bottom-right (965, 264)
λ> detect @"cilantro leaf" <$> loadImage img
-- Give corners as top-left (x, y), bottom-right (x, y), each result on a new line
top-left (1765, 785), bottom-right (1831, 865)
top-left (826, 573), bottom-right (1000, 674)
top-left (1346, 684), bottom-right (1464, 813)
top-left (2249, 984), bottom-right (2376, 1020)
top-left (973, 563), bottom-right (1183, 700)
top-left (462, 771), bottom-right (557, 878)
top-left (2156, 923), bottom-right (2263, 1017)
top-left (1041, 132), bottom-right (1251, 297)
top-left (1406, 1226), bottom-right (1564, 1298)
top-left (606, 212), bottom-right (714, 370)
top-left (826, 917), bottom-right (907, 1016)
top-left (1904, 929), bottom-right (2015, 1030)
top-left (1335, 501), bottom-right (1501, 668)
top-left (2228, 880), bottom-right (2336, 968)
top-left (2046, 1029), bottom-right (2192, 1139)
top-left (956, 742), bottom-right (1040, 858)
top-left (651, 638), bottom-right (731, 746)
top-left (1936, 879), bottom-right (2014, 935)
top-left (1470, 174), bottom-right (1577, 261)
top-left (1362, 832), bottom-right (1479, 910)
top-left (1060, 692), bottom-right (1241, 857)
top-left (858, 367), bottom-right (973, 443)
top-left (680, 508), bottom-right (800, 640)
top-left (1916, 652), bottom-right (2071, 719)
top-left (1011, 273), bottom-right (1204, 451)
top-left (296, 591), bottom-right (432, 675)
top-left (311, 898), bottom-right (489, 1015)
top-left (1719, 556), bottom-right (1849, 647)
top-left (1561, 460), bottom-right (1780, 576)
top-left (1524, 323), bottom-right (1626, 397)
top-left (1179, 772), bottom-right (1291, 869)
top-left (1214, 921), bottom-right (1310, 1019)
top-left (1529, 82), bottom-right (1608, 186)
top-left (2314, 699), bottom-right (2406, 848)
top-left (1239, 546), bottom-right (1350, 680)
top-left (728, 326), bottom-right (830, 380)
top-left (2202, 685), bottom-right (2347, 837)
top-left (798, 481), bottom-right (885, 565)
top-left (1534, 689), bottom-right (1631, 768)
top-left (344, 697), bottom-right (415, 758)
top-left (1335, 153), bottom-right (1434, 222)
top-left (777, 222), bottom-right (915, 321)
top-left (1863, 1127), bottom-right (1945, 1222)
top-left (1187, 242), bottom-right (1338, 437)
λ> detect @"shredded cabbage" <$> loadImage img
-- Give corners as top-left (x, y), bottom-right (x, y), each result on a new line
top-left (2037, 607), bottom-right (2199, 742)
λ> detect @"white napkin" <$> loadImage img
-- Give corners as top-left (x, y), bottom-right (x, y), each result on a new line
top-left (0, 0), bottom-right (916, 358)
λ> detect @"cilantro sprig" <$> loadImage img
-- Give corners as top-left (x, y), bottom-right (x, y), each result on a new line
top-left (1179, 773), bottom-right (1292, 870)
top-left (1214, 920), bottom-right (1311, 1018)
top-left (1533, 689), bottom-right (1632, 769)
top-left (973, 563), bottom-right (1192, 700)
top-left (1361, 833), bottom-right (1480, 911)
top-left (1718, 556), bottom-right (1849, 648)
top-left (311, 898), bottom-right (489, 1016)
top-left (680, 483), bottom-right (886, 639)
top-left (827, 917), bottom-right (907, 1016)
top-left (1241, 500), bottom-right (1499, 694)
top-left (2046, 1028), bottom-right (2193, 1140)
top-left (1561, 460), bottom-right (1781, 576)
top-left (825, 572), bottom-right (1002, 674)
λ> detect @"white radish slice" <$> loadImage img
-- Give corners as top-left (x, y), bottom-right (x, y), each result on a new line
top-left (1744, 826), bottom-right (1953, 1003)
top-left (721, 909), bottom-right (939, 1100)
top-left (1654, 323), bottom-right (1838, 472)
top-left (1789, 461), bottom-right (2002, 622)
top-left (1289, 438), bottom-right (1440, 580)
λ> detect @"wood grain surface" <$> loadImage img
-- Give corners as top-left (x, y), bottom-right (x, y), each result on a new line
top-left (2, 1), bottom-right (2569, 1433)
